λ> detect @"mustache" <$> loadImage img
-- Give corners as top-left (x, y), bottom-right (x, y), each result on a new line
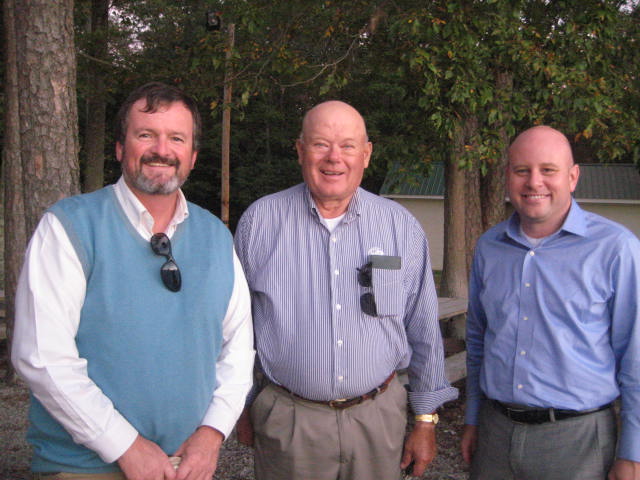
top-left (141, 153), bottom-right (179, 168)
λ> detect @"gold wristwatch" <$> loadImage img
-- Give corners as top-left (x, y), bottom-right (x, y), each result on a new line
top-left (415, 413), bottom-right (439, 424)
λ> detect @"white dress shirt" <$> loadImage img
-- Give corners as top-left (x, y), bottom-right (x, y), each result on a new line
top-left (12, 177), bottom-right (255, 463)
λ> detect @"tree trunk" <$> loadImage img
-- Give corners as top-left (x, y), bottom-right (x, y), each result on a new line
top-left (2, 0), bottom-right (80, 379)
top-left (465, 155), bottom-right (482, 277)
top-left (83, 0), bottom-right (109, 192)
top-left (16, 0), bottom-right (80, 236)
top-left (440, 117), bottom-right (475, 299)
top-left (2, 0), bottom-right (27, 383)
top-left (481, 70), bottom-right (513, 230)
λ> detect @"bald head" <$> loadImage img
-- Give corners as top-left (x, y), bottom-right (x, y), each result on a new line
top-left (296, 100), bottom-right (372, 218)
top-left (508, 126), bottom-right (574, 168)
top-left (300, 101), bottom-right (369, 144)
top-left (506, 125), bottom-right (580, 238)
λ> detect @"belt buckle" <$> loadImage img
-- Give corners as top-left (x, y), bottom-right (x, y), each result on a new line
top-left (329, 398), bottom-right (348, 408)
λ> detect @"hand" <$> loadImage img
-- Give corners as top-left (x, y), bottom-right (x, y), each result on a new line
top-left (400, 422), bottom-right (437, 477)
top-left (117, 434), bottom-right (176, 480)
top-left (235, 407), bottom-right (254, 447)
top-left (173, 426), bottom-right (224, 480)
top-left (608, 459), bottom-right (640, 480)
top-left (461, 424), bottom-right (478, 465)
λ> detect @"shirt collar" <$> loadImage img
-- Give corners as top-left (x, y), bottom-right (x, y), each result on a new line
top-left (303, 184), bottom-right (362, 223)
top-left (114, 176), bottom-right (189, 238)
top-left (505, 198), bottom-right (587, 245)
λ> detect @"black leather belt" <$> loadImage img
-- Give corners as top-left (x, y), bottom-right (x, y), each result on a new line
top-left (492, 400), bottom-right (613, 424)
top-left (278, 372), bottom-right (396, 410)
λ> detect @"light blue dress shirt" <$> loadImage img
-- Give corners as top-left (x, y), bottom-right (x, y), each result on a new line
top-left (235, 184), bottom-right (458, 414)
top-left (466, 199), bottom-right (640, 462)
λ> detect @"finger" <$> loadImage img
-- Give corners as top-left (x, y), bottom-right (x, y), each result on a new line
top-left (400, 450), bottom-right (413, 469)
top-left (412, 459), bottom-right (429, 477)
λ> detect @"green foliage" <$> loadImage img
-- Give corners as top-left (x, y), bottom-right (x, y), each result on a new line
top-left (72, 0), bottom-right (640, 227)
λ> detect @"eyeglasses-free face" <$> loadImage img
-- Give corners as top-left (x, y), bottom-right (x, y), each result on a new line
top-left (150, 233), bottom-right (181, 292)
top-left (357, 262), bottom-right (377, 316)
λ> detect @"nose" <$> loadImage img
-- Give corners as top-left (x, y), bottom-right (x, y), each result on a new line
top-left (526, 169), bottom-right (543, 188)
top-left (327, 144), bottom-right (341, 162)
top-left (150, 136), bottom-right (170, 157)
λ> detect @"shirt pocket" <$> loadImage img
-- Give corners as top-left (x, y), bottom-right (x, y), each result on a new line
top-left (371, 268), bottom-right (405, 317)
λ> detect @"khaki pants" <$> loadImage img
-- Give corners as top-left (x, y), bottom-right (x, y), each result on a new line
top-left (33, 473), bottom-right (126, 480)
top-left (251, 377), bottom-right (408, 480)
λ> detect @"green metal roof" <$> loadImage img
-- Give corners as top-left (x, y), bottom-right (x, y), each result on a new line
top-left (379, 163), bottom-right (445, 197)
top-left (380, 163), bottom-right (640, 202)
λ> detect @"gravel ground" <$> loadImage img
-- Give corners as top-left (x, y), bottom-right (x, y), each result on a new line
top-left (0, 369), bottom-right (469, 480)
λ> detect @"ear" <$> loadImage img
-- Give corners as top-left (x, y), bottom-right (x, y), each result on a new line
top-left (296, 139), bottom-right (304, 166)
top-left (189, 150), bottom-right (198, 170)
top-left (569, 163), bottom-right (580, 192)
top-left (363, 141), bottom-right (373, 169)
top-left (115, 142), bottom-right (124, 162)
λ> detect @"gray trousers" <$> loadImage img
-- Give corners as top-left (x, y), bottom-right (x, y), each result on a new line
top-left (251, 377), bottom-right (408, 480)
top-left (471, 400), bottom-right (617, 480)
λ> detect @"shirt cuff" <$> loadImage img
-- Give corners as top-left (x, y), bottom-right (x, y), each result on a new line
top-left (83, 413), bottom-right (138, 464)
top-left (617, 417), bottom-right (640, 463)
top-left (408, 386), bottom-right (459, 415)
top-left (464, 398), bottom-right (482, 425)
top-left (200, 402), bottom-right (238, 440)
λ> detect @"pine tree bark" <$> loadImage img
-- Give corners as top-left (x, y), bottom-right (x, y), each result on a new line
top-left (2, 0), bottom-right (27, 382)
top-left (15, 0), bottom-right (80, 234)
top-left (2, 0), bottom-right (80, 379)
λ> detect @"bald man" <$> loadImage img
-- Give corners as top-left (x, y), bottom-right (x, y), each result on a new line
top-left (234, 101), bottom-right (457, 480)
top-left (462, 126), bottom-right (640, 480)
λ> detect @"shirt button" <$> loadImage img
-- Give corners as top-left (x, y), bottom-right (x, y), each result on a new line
top-left (523, 316), bottom-right (528, 321)
top-left (336, 304), bottom-right (342, 311)
top-left (520, 350), bottom-right (526, 356)
top-left (525, 283), bottom-right (531, 287)
top-left (337, 340), bottom-right (343, 347)
top-left (338, 376), bottom-right (344, 382)
top-left (529, 251), bottom-right (535, 256)
top-left (331, 236), bottom-right (337, 243)
top-left (334, 269), bottom-right (340, 276)
top-left (517, 384), bottom-right (523, 390)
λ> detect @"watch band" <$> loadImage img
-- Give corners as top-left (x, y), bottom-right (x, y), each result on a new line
top-left (415, 413), bottom-right (439, 424)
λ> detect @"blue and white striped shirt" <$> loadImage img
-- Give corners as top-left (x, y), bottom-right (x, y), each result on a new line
top-left (235, 183), bottom-right (458, 414)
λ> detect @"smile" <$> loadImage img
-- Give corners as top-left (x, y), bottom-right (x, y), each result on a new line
top-left (141, 153), bottom-right (179, 168)
top-left (145, 162), bottom-right (175, 167)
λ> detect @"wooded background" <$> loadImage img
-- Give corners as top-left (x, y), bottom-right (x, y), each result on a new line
top-left (2, 0), bottom-right (639, 379)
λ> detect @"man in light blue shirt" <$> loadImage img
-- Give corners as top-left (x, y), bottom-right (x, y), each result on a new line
top-left (462, 125), bottom-right (640, 480)
top-left (234, 100), bottom-right (457, 480)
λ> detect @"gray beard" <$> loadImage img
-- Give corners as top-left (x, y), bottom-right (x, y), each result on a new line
top-left (129, 170), bottom-right (183, 195)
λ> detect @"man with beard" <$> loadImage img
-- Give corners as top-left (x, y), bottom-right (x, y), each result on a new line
top-left (12, 83), bottom-right (255, 480)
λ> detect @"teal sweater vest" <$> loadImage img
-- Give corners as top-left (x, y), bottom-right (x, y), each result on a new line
top-left (27, 186), bottom-right (234, 473)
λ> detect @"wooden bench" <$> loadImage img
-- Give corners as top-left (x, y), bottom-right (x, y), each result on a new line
top-left (398, 297), bottom-right (468, 386)
top-left (438, 297), bottom-right (468, 384)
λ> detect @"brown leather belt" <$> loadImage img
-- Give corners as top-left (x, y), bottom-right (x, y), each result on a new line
top-left (492, 400), bottom-right (613, 424)
top-left (278, 372), bottom-right (396, 409)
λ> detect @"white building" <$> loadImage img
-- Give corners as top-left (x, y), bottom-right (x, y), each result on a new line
top-left (381, 163), bottom-right (640, 270)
